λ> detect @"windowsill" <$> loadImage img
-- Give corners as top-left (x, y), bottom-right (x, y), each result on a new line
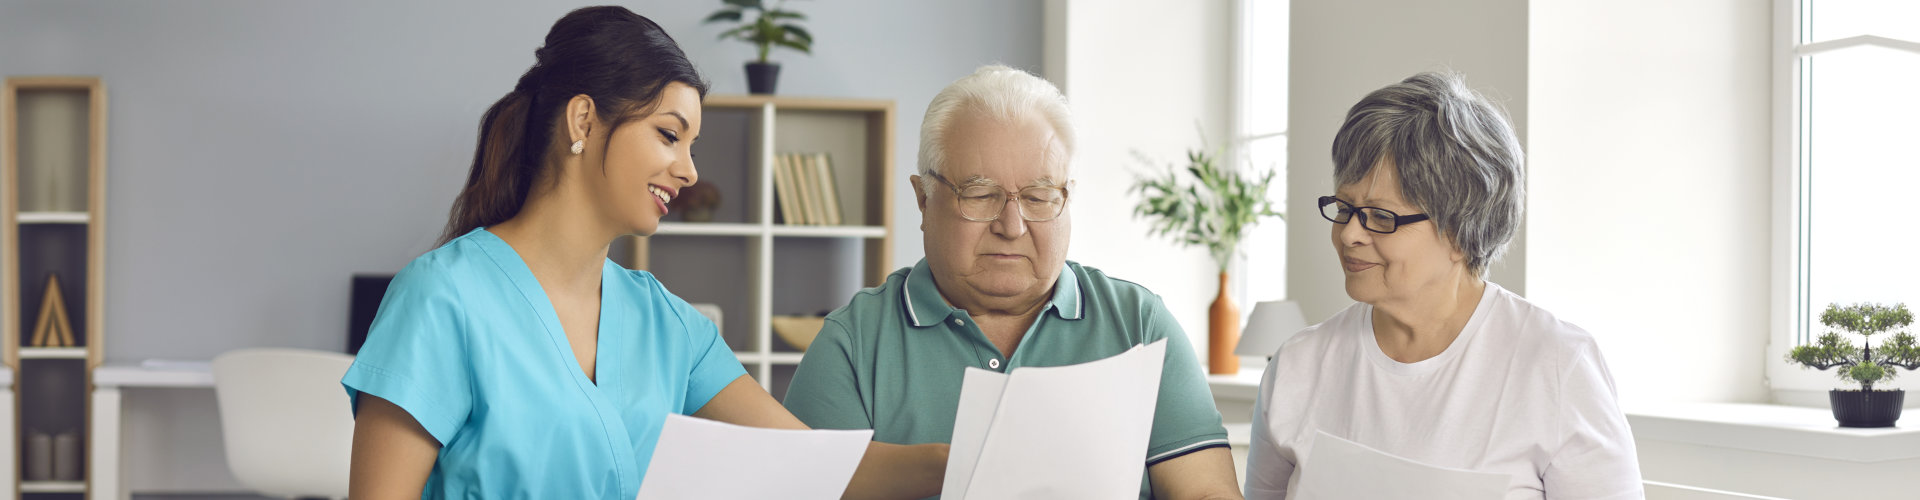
top-left (1626, 402), bottom-right (1920, 463)
top-left (1206, 366), bottom-right (1265, 403)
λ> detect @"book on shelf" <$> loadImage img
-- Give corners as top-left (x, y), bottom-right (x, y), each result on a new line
top-left (811, 153), bottom-right (845, 226)
top-left (773, 153), bottom-right (804, 225)
top-left (793, 153), bottom-right (825, 226)
top-left (774, 152), bottom-right (849, 227)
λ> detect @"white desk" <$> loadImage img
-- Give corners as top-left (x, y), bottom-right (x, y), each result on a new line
top-left (91, 363), bottom-right (215, 500)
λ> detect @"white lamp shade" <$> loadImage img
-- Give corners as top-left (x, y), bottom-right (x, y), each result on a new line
top-left (1236, 300), bottom-right (1308, 357)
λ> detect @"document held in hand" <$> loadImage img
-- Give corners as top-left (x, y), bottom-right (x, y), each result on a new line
top-left (1294, 430), bottom-right (1509, 500)
top-left (941, 339), bottom-right (1167, 500)
top-left (636, 414), bottom-right (873, 500)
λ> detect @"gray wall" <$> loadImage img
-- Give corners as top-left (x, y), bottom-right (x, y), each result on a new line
top-left (0, 1), bottom-right (1039, 491)
top-left (0, 0), bottom-right (1041, 363)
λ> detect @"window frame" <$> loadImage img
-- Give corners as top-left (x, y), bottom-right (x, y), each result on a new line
top-left (1766, 0), bottom-right (1920, 398)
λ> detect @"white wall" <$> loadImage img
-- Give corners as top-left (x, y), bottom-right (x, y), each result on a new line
top-left (1526, 0), bottom-right (1772, 406)
top-left (1045, 0), bottom-right (1232, 365)
top-left (1287, 0), bottom-right (1529, 323)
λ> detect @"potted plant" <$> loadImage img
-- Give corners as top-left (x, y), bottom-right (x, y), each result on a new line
top-left (1787, 302), bottom-right (1920, 427)
top-left (703, 0), bottom-right (812, 95)
top-left (1131, 148), bottom-right (1281, 374)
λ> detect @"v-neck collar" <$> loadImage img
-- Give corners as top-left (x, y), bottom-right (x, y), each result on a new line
top-left (466, 227), bottom-right (640, 493)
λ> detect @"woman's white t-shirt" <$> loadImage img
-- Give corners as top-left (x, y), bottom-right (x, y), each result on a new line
top-left (1243, 283), bottom-right (1643, 500)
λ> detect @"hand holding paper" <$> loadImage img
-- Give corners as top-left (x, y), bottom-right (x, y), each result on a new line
top-left (942, 339), bottom-right (1167, 499)
top-left (636, 414), bottom-right (873, 500)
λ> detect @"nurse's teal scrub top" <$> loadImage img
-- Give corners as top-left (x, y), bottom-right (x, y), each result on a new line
top-left (341, 228), bottom-right (747, 499)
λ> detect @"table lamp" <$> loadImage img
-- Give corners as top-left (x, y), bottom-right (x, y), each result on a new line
top-left (1235, 300), bottom-right (1308, 360)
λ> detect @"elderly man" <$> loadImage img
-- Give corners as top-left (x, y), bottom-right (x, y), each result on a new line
top-left (784, 65), bottom-right (1242, 500)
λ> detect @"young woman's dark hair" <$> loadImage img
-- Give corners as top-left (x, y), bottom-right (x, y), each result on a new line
top-left (441, 6), bottom-right (709, 243)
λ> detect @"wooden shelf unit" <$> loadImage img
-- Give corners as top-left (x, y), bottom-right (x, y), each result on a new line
top-left (3, 76), bottom-right (108, 499)
top-left (618, 95), bottom-right (895, 400)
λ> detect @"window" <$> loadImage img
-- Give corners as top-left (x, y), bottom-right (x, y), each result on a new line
top-left (1789, 0), bottom-right (1920, 345)
top-left (1232, 0), bottom-right (1289, 308)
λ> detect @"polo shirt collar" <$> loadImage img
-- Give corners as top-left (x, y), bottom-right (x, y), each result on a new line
top-left (902, 258), bottom-right (1084, 328)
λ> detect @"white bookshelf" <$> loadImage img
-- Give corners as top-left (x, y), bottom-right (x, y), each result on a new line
top-left (16, 211), bottom-right (88, 224)
top-left (17, 347), bottom-right (87, 360)
top-left (624, 95), bottom-right (895, 399)
top-left (20, 481), bottom-right (85, 493)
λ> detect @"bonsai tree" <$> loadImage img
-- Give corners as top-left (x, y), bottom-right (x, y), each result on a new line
top-left (1131, 148), bottom-right (1282, 270)
top-left (1789, 302), bottom-right (1920, 392)
top-left (703, 0), bottom-right (813, 64)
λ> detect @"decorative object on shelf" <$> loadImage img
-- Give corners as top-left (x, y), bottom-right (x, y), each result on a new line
top-left (703, 0), bottom-right (813, 95)
top-left (771, 315), bottom-right (827, 351)
top-left (1131, 147), bottom-right (1281, 375)
top-left (773, 152), bottom-right (844, 225)
top-left (1235, 300), bottom-right (1308, 362)
top-left (1787, 302), bottom-right (1919, 427)
top-left (668, 182), bottom-right (723, 222)
top-left (26, 429), bottom-right (53, 481)
top-left (29, 273), bottom-right (77, 348)
top-left (52, 429), bottom-right (81, 480)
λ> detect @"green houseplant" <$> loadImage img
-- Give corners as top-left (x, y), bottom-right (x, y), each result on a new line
top-left (1787, 302), bottom-right (1920, 427)
top-left (1131, 148), bottom-right (1281, 375)
top-left (703, 0), bottom-right (812, 95)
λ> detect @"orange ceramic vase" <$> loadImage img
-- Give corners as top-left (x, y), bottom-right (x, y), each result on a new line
top-left (1208, 272), bottom-right (1240, 374)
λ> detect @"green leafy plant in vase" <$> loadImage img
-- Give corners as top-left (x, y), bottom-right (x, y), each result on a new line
top-left (1788, 302), bottom-right (1920, 427)
top-left (703, 0), bottom-right (812, 95)
top-left (1131, 148), bottom-right (1281, 375)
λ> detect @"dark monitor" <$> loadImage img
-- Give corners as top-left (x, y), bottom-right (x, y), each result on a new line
top-left (348, 274), bottom-right (395, 355)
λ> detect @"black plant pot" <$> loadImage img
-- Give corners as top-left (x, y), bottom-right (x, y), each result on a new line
top-left (1829, 389), bottom-right (1904, 428)
top-left (746, 62), bottom-right (781, 95)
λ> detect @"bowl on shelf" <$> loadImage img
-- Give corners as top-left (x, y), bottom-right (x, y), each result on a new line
top-left (770, 315), bottom-right (827, 352)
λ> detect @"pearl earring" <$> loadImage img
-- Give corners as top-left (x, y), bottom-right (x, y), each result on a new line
top-left (570, 140), bottom-right (585, 155)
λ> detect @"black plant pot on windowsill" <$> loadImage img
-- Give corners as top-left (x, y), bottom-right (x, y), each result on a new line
top-left (746, 62), bottom-right (781, 95)
top-left (1830, 389), bottom-right (1904, 428)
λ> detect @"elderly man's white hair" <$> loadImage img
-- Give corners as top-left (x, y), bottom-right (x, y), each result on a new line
top-left (917, 64), bottom-right (1076, 191)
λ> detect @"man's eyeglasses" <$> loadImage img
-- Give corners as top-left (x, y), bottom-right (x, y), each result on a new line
top-left (929, 171), bottom-right (1070, 222)
top-left (1318, 196), bottom-right (1430, 234)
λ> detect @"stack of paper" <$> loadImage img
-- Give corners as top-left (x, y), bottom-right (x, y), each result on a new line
top-left (636, 414), bottom-right (873, 500)
top-left (942, 339), bottom-right (1167, 499)
top-left (1294, 430), bottom-right (1509, 500)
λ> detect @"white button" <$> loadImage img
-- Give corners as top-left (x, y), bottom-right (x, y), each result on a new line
top-left (989, 359), bottom-right (1001, 369)
top-left (953, 318), bottom-right (965, 326)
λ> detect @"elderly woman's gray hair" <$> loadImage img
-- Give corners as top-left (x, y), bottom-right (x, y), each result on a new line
top-left (917, 64), bottom-right (1076, 191)
top-left (1332, 71), bottom-right (1525, 277)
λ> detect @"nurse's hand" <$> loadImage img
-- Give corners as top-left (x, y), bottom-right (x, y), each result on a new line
top-left (846, 441), bottom-right (949, 500)
top-left (697, 376), bottom-right (948, 499)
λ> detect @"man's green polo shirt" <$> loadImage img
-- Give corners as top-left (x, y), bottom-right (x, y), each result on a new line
top-left (785, 258), bottom-right (1228, 499)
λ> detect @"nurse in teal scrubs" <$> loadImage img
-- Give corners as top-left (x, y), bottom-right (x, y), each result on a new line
top-left (340, 7), bottom-right (947, 499)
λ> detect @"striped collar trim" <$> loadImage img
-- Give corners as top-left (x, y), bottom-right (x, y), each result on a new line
top-left (902, 258), bottom-right (1084, 327)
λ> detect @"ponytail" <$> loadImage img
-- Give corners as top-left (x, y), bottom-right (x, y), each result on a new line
top-left (441, 90), bottom-right (534, 244)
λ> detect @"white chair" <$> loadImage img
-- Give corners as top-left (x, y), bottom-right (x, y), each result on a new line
top-left (212, 348), bottom-right (355, 499)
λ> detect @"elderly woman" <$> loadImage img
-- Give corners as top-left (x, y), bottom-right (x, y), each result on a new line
top-left (1243, 72), bottom-right (1641, 499)
top-left (785, 65), bottom-right (1244, 500)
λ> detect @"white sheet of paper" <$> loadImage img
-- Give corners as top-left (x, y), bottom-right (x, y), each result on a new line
top-left (636, 414), bottom-right (873, 500)
top-left (1295, 430), bottom-right (1509, 500)
top-left (941, 339), bottom-right (1166, 500)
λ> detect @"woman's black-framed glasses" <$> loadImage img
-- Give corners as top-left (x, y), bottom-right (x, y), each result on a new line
top-left (929, 171), bottom-right (1070, 222)
top-left (1318, 196), bottom-right (1430, 234)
